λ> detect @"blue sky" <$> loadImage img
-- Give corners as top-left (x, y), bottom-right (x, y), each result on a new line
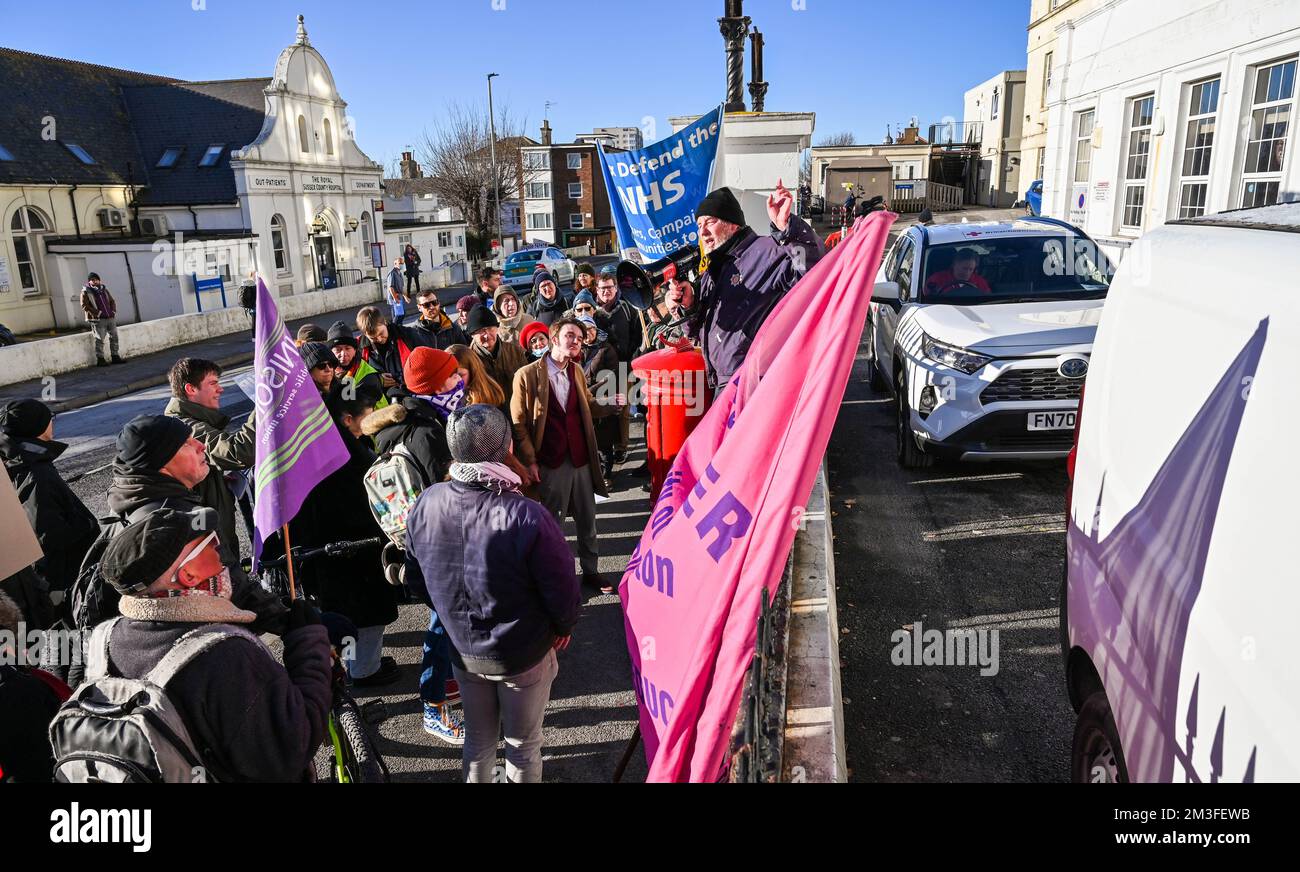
top-left (3, 0), bottom-right (1030, 166)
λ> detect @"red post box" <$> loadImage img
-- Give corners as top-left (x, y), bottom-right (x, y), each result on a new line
top-left (632, 347), bottom-right (709, 500)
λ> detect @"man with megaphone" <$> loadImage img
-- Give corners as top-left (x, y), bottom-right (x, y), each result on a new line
top-left (663, 180), bottom-right (825, 396)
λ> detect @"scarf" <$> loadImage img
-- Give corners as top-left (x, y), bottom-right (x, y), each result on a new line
top-left (449, 461), bottom-right (522, 495)
top-left (417, 378), bottom-right (466, 421)
top-left (117, 569), bottom-right (257, 625)
top-left (530, 289), bottom-right (564, 314)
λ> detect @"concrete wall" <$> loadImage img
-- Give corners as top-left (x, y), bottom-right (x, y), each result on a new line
top-left (0, 279), bottom-right (382, 386)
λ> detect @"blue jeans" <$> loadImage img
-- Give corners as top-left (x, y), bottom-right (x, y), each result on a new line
top-left (419, 609), bottom-right (452, 705)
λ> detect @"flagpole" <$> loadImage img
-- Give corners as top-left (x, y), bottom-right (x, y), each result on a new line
top-left (281, 523), bottom-right (297, 601)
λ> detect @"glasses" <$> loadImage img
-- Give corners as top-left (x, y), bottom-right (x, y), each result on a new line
top-left (418, 300), bottom-right (440, 310)
top-left (575, 305), bottom-right (595, 314)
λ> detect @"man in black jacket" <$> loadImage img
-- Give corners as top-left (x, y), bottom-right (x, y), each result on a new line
top-left (594, 268), bottom-right (643, 461)
top-left (101, 415), bottom-right (287, 635)
top-left (410, 288), bottom-right (469, 350)
top-left (0, 399), bottom-right (98, 609)
top-left (97, 509), bottom-right (331, 782)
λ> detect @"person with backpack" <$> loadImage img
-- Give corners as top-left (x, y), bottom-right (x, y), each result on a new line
top-left (70, 415), bottom-right (287, 652)
top-left (163, 359), bottom-right (256, 562)
top-left (49, 508), bottom-right (331, 783)
top-left (0, 588), bottom-right (71, 782)
top-left (360, 346), bottom-right (465, 741)
top-left (1, 399), bottom-right (99, 612)
top-left (289, 390), bottom-right (399, 687)
top-left (406, 404), bottom-right (580, 782)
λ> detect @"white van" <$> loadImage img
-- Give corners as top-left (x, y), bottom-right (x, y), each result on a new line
top-left (1063, 203), bottom-right (1300, 783)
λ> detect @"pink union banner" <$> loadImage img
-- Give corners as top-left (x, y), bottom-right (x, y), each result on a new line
top-left (620, 211), bottom-right (895, 782)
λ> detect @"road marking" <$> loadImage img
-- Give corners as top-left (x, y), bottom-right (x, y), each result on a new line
top-left (948, 608), bottom-right (1059, 629)
top-left (921, 513), bottom-right (1064, 542)
top-left (911, 472), bottom-right (1024, 486)
top-left (841, 398), bottom-right (891, 406)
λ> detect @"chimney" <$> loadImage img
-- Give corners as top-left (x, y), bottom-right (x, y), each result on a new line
top-left (540, 119), bottom-right (553, 146)
top-left (399, 151), bottom-right (422, 179)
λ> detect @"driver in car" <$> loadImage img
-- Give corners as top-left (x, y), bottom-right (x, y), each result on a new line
top-left (925, 248), bottom-right (991, 296)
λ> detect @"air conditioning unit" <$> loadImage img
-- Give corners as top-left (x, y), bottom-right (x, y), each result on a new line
top-left (97, 208), bottom-right (125, 229)
top-left (139, 215), bottom-right (169, 236)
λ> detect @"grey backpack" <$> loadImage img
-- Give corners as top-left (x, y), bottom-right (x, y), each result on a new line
top-left (49, 618), bottom-right (265, 783)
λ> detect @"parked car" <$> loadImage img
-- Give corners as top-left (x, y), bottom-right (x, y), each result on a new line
top-left (501, 246), bottom-right (576, 288)
top-left (867, 217), bottom-right (1112, 468)
top-left (1062, 203), bottom-right (1299, 783)
top-left (1025, 179), bottom-right (1043, 216)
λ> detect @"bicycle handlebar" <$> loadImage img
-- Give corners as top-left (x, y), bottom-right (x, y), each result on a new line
top-left (257, 537), bottom-right (384, 570)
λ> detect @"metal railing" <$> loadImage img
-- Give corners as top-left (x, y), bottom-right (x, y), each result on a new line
top-left (928, 120), bottom-right (983, 148)
top-left (728, 552), bottom-right (793, 783)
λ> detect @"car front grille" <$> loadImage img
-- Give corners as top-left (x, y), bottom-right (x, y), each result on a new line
top-left (984, 432), bottom-right (1076, 451)
top-left (980, 368), bottom-right (1083, 404)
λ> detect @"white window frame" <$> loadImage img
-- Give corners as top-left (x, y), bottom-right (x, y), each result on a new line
top-left (1042, 52), bottom-right (1053, 108)
top-left (360, 213), bottom-right (372, 262)
top-left (1073, 109), bottom-right (1095, 184)
top-left (1177, 77), bottom-right (1221, 219)
top-left (991, 87), bottom-right (1000, 120)
top-left (270, 214), bottom-right (289, 274)
top-left (527, 213), bottom-right (553, 230)
top-left (567, 153), bottom-right (582, 169)
top-left (526, 182), bottom-right (551, 200)
top-left (9, 206), bottom-right (48, 295)
top-left (523, 151), bottom-right (550, 170)
top-left (1120, 95), bottom-right (1154, 230)
top-left (569, 213), bottom-right (584, 229)
top-left (568, 182), bottom-right (582, 199)
top-left (437, 230), bottom-right (452, 247)
top-left (1239, 56), bottom-right (1297, 209)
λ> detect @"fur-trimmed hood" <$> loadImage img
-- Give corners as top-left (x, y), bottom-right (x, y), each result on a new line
top-left (361, 402), bottom-right (407, 437)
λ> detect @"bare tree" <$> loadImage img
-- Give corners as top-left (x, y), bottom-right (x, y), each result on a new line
top-left (415, 101), bottom-right (539, 245)
top-left (817, 131), bottom-right (857, 147)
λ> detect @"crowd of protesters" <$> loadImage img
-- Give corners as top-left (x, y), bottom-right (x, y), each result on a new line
top-left (0, 184), bottom-right (820, 783)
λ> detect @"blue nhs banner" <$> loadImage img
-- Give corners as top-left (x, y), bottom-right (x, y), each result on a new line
top-left (598, 105), bottom-right (723, 261)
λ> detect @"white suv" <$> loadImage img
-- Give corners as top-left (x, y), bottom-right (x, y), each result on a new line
top-left (867, 217), bottom-right (1113, 468)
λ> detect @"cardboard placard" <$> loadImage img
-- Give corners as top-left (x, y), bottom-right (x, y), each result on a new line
top-left (0, 463), bottom-right (43, 580)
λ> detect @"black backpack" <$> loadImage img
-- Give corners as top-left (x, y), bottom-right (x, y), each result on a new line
top-left (67, 501), bottom-right (168, 630)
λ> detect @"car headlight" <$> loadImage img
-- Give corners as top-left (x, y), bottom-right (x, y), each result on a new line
top-left (921, 333), bottom-right (993, 374)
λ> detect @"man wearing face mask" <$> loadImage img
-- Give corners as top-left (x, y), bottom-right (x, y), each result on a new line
top-left (85, 509), bottom-right (332, 782)
top-left (467, 305), bottom-right (528, 413)
top-left (663, 183), bottom-right (825, 394)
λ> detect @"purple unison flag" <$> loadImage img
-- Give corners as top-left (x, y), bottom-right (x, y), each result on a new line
top-left (250, 277), bottom-right (348, 564)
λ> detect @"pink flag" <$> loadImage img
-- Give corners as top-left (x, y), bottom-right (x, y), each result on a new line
top-left (620, 211), bottom-right (895, 782)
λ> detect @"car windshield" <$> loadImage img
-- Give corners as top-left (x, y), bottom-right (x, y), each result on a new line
top-left (917, 234), bottom-right (1112, 305)
top-left (507, 251), bottom-right (542, 264)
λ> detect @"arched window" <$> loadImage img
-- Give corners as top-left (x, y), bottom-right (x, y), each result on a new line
top-left (297, 115), bottom-right (310, 153)
top-left (323, 118), bottom-right (334, 156)
top-left (270, 213), bottom-right (289, 273)
top-left (9, 206), bottom-right (49, 294)
top-left (359, 211), bottom-right (371, 260)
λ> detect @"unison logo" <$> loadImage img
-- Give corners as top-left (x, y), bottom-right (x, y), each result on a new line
top-left (49, 803), bottom-right (151, 853)
top-left (890, 621), bottom-right (1000, 677)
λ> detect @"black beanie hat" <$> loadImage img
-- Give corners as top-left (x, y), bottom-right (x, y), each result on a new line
top-left (0, 398), bottom-right (53, 438)
top-left (300, 341), bottom-right (339, 370)
top-left (696, 187), bottom-right (746, 227)
top-left (466, 304), bottom-right (500, 334)
top-left (115, 415), bottom-right (192, 472)
top-left (326, 320), bottom-right (358, 349)
top-left (101, 508), bottom-right (216, 595)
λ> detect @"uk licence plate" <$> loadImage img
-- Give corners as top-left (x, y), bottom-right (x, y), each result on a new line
top-left (1027, 411), bottom-right (1076, 431)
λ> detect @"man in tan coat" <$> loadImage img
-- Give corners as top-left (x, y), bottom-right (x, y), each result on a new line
top-left (511, 317), bottom-right (621, 593)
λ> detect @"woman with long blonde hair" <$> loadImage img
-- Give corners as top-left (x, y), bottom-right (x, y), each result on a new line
top-left (448, 344), bottom-right (506, 410)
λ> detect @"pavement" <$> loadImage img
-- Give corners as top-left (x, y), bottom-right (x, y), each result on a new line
top-left (49, 322), bottom-right (647, 784)
top-left (827, 331), bottom-right (1076, 782)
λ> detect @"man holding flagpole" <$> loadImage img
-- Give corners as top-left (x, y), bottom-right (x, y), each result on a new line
top-left (663, 181), bottom-right (825, 395)
top-left (250, 277), bottom-right (352, 572)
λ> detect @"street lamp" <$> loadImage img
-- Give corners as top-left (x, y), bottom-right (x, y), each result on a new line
top-left (487, 72), bottom-right (503, 262)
